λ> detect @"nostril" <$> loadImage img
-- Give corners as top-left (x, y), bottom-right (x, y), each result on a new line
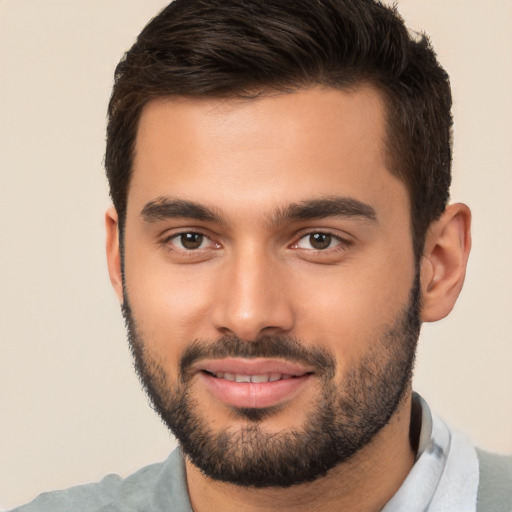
top-left (209, 285), bottom-right (295, 341)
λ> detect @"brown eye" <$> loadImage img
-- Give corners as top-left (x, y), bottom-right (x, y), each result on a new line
top-left (308, 233), bottom-right (332, 250)
top-left (180, 233), bottom-right (204, 249)
top-left (168, 232), bottom-right (208, 250)
top-left (293, 231), bottom-right (351, 252)
top-left (292, 231), bottom-right (351, 258)
top-left (295, 232), bottom-right (336, 250)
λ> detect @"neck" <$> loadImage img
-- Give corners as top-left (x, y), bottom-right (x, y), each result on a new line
top-left (185, 392), bottom-right (415, 512)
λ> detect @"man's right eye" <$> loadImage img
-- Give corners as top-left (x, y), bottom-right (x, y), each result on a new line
top-left (167, 232), bottom-right (210, 250)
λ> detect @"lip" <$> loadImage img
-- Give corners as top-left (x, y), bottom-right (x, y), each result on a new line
top-left (197, 357), bottom-right (314, 376)
top-left (194, 358), bottom-right (314, 409)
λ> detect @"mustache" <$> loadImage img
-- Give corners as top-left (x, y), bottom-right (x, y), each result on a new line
top-left (179, 335), bottom-right (336, 382)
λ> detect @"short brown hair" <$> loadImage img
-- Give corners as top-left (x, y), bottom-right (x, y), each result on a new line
top-left (106, 0), bottom-right (452, 259)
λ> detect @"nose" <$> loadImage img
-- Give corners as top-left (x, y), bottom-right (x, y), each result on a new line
top-left (210, 246), bottom-right (295, 341)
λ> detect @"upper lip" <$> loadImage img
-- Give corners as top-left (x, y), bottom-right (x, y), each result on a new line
top-left (194, 357), bottom-right (314, 377)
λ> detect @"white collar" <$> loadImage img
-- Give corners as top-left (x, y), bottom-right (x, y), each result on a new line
top-left (382, 393), bottom-right (479, 512)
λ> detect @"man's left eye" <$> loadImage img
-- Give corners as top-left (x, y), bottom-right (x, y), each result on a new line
top-left (295, 232), bottom-right (341, 250)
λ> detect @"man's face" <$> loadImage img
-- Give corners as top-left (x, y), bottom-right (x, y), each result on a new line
top-left (119, 87), bottom-right (419, 486)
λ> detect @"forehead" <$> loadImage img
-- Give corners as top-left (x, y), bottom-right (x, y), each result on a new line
top-left (129, 86), bottom-right (408, 222)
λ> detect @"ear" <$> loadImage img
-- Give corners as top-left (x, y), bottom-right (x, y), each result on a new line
top-left (105, 206), bottom-right (124, 304)
top-left (420, 203), bottom-right (471, 322)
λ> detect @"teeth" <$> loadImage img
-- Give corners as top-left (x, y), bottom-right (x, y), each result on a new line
top-left (250, 374), bottom-right (270, 383)
top-left (211, 372), bottom-right (298, 382)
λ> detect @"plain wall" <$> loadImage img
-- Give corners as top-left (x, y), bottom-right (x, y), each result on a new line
top-left (0, 0), bottom-right (511, 509)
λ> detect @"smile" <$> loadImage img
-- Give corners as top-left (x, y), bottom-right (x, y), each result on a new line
top-left (206, 372), bottom-right (298, 383)
top-left (194, 358), bottom-right (314, 409)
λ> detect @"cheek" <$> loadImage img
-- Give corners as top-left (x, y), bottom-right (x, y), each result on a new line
top-left (127, 272), bottom-right (214, 337)
top-left (126, 287), bottom-right (209, 387)
top-left (123, 251), bottom-right (219, 373)
top-left (290, 248), bottom-right (415, 363)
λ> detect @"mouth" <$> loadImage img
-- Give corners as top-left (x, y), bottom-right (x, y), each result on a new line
top-left (203, 371), bottom-right (301, 383)
top-left (194, 358), bottom-right (314, 409)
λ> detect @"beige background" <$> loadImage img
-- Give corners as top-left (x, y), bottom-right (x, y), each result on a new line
top-left (0, 0), bottom-right (511, 509)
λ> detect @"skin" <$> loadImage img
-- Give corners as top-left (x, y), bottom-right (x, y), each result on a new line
top-left (106, 86), bottom-right (471, 512)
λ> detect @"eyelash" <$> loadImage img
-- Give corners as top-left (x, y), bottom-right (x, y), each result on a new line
top-left (161, 231), bottom-right (218, 252)
top-left (291, 231), bottom-right (352, 252)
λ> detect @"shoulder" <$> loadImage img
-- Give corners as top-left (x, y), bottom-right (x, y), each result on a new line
top-left (7, 449), bottom-right (192, 512)
top-left (476, 448), bottom-right (512, 512)
top-left (7, 473), bottom-right (125, 512)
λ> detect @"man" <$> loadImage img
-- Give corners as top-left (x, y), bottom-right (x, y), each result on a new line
top-left (9, 0), bottom-right (511, 510)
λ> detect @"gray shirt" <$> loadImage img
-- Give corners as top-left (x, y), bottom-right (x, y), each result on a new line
top-left (8, 395), bottom-right (512, 511)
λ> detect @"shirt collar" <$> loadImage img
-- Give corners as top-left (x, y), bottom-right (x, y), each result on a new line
top-left (382, 392), bottom-right (479, 512)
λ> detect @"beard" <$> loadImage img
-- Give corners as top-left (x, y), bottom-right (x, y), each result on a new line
top-left (122, 273), bottom-right (421, 488)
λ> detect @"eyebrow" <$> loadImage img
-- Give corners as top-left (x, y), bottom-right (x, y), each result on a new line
top-left (270, 196), bottom-right (377, 225)
top-left (140, 195), bottom-right (377, 225)
top-left (141, 197), bottom-right (224, 223)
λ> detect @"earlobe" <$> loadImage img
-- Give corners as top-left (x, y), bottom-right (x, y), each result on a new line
top-left (420, 203), bottom-right (472, 322)
top-left (105, 206), bottom-right (124, 304)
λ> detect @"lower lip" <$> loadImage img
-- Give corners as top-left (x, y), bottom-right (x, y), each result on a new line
top-left (199, 372), bottom-right (312, 409)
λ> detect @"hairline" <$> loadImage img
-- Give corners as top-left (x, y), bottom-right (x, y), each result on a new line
top-left (122, 79), bottom-right (407, 219)
top-left (118, 80), bottom-right (422, 262)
